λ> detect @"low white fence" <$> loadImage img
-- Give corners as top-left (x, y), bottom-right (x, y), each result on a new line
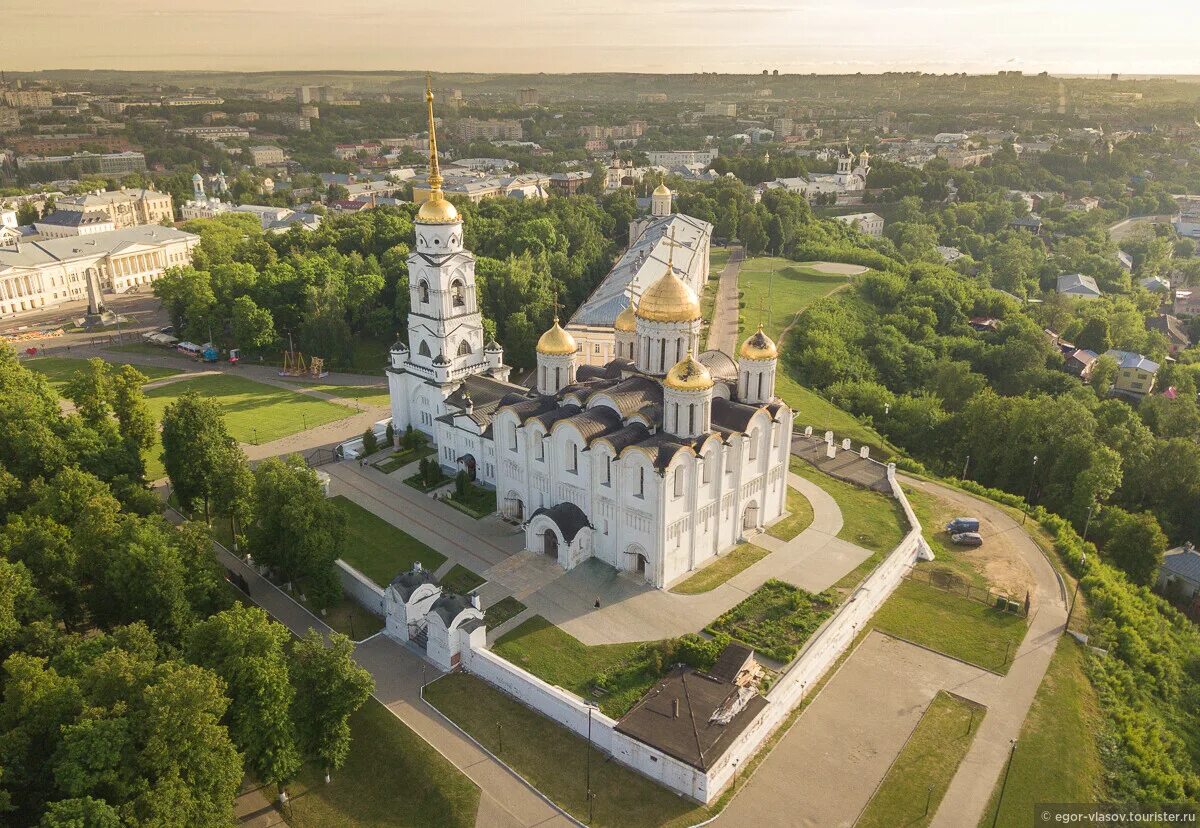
top-left (456, 438), bottom-right (927, 805)
top-left (335, 559), bottom-right (386, 617)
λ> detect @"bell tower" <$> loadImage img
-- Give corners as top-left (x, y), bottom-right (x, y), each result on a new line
top-left (403, 74), bottom-right (497, 385)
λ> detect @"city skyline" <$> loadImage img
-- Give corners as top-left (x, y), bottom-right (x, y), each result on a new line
top-left (8, 0), bottom-right (1200, 76)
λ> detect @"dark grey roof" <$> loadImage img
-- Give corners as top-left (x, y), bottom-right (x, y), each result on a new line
top-left (1147, 314), bottom-right (1191, 347)
top-left (594, 376), bottom-right (663, 418)
top-left (560, 406), bottom-right (624, 441)
top-left (615, 667), bottom-right (768, 771)
top-left (711, 397), bottom-right (762, 433)
top-left (431, 592), bottom-right (476, 625)
top-left (528, 404), bottom-right (582, 430)
top-left (707, 643), bottom-right (755, 684)
top-left (592, 422), bottom-right (650, 453)
top-left (1162, 547), bottom-right (1200, 582)
top-left (389, 567), bottom-right (437, 600)
top-left (37, 209), bottom-right (110, 227)
top-left (529, 501), bottom-right (592, 542)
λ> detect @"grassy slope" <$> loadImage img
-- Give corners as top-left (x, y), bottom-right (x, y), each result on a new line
top-left (903, 485), bottom-right (991, 591)
top-left (424, 673), bottom-right (707, 828)
top-left (735, 256), bottom-right (850, 343)
top-left (789, 457), bottom-right (908, 554)
top-left (873, 579), bottom-right (1028, 674)
top-left (857, 691), bottom-right (984, 828)
top-left (776, 371), bottom-right (898, 459)
top-left (978, 637), bottom-right (1103, 827)
top-left (287, 698), bottom-right (480, 828)
top-left (331, 495), bottom-right (447, 587)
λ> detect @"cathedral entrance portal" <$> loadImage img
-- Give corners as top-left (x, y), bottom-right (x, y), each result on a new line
top-left (742, 501), bottom-right (760, 532)
top-left (505, 492), bottom-right (523, 522)
top-left (542, 530), bottom-right (559, 559)
top-left (458, 454), bottom-right (477, 482)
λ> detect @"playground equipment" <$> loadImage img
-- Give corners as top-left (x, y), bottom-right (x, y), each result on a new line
top-left (279, 349), bottom-right (328, 378)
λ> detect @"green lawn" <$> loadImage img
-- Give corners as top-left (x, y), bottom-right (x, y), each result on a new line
top-left (483, 596), bottom-right (527, 630)
top-left (286, 698), bottom-right (479, 828)
top-left (670, 543), bottom-right (770, 595)
top-left (979, 638), bottom-right (1103, 827)
top-left (296, 591), bottom-right (384, 641)
top-left (492, 616), bottom-right (656, 716)
top-left (330, 495), bottom-right (447, 587)
top-left (284, 381), bottom-right (392, 408)
top-left (705, 579), bottom-right (836, 664)
top-left (445, 482), bottom-right (497, 519)
top-left (790, 457), bottom-right (908, 556)
top-left (143, 373), bottom-right (355, 445)
top-left (373, 441), bottom-right (436, 474)
top-left (873, 579), bottom-right (1028, 674)
top-left (767, 486), bottom-right (815, 540)
top-left (736, 256), bottom-right (849, 343)
top-left (424, 673), bottom-right (707, 828)
top-left (701, 247), bottom-right (732, 325)
top-left (858, 691), bottom-right (985, 828)
top-left (439, 564), bottom-right (485, 596)
top-left (25, 355), bottom-right (181, 393)
top-left (776, 372), bottom-right (898, 459)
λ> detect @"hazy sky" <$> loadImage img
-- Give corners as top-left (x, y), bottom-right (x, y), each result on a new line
top-left (10, 0), bottom-right (1200, 75)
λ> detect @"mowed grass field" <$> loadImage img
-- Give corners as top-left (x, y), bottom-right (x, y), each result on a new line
top-left (873, 579), bottom-right (1028, 674)
top-left (426, 673), bottom-right (708, 828)
top-left (736, 256), bottom-right (850, 343)
top-left (25, 356), bottom-right (181, 393)
top-left (858, 691), bottom-right (984, 828)
top-left (282, 380), bottom-right (392, 408)
top-left (330, 495), bottom-right (447, 587)
top-left (979, 638), bottom-right (1103, 827)
top-left (286, 698), bottom-right (480, 828)
top-left (143, 374), bottom-right (354, 445)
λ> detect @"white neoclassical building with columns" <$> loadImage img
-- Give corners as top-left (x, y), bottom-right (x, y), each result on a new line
top-left (387, 85), bottom-right (793, 590)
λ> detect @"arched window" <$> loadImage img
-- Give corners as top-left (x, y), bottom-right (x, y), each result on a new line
top-left (450, 279), bottom-right (465, 307)
top-left (418, 280), bottom-right (430, 304)
top-left (674, 467), bottom-right (684, 498)
top-left (418, 341), bottom-right (431, 358)
top-left (748, 429), bottom-right (759, 461)
top-left (457, 339), bottom-right (472, 356)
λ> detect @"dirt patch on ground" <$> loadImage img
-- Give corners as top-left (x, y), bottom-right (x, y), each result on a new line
top-left (973, 523), bottom-right (1037, 598)
top-left (805, 261), bottom-right (869, 275)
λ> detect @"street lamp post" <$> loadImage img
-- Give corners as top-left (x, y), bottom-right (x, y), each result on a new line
top-left (991, 739), bottom-right (1018, 828)
top-left (1066, 552), bottom-right (1087, 631)
top-left (1022, 455), bottom-right (1038, 525)
top-left (1082, 503), bottom-right (1095, 543)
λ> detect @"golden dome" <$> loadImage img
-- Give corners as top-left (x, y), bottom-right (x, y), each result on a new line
top-left (536, 317), bottom-right (577, 355)
top-left (417, 193), bottom-right (459, 224)
top-left (614, 304), bottom-right (637, 332)
top-left (653, 181), bottom-right (671, 197)
top-left (664, 353), bottom-right (713, 391)
top-left (636, 268), bottom-right (701, 323)
top-left (739, 325), bottom-right (778, 361)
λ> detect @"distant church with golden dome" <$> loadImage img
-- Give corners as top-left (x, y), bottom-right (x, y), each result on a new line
top-left (387, 82), bottom-right (793, 590)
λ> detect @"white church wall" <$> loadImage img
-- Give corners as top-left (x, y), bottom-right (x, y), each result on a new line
top-left (335, 559), bottom-right (386, 618)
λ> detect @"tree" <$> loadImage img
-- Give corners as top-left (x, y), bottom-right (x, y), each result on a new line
top-left (16, 203), bottom-right (39, 226)
top-left (361, 427), bottom-right (379, 457)
top-left (160, 391), bottom-right (240, 520)
top-left (290, 631), bottom-right (373, 781)
top-left (740, 211), bottom-right (768, 256)
top-left (185, 605), bottom-right (300, 789)
top-left (249, 457), bottom-right (344, 608)
top-left (385, 422), bottom-right (395, 448)
top-left (40, 797), bottom-right (122, 828)
top-left (1076, 317), bottom-right (1112, 354)
top-left (110, 365), bottom-right (156, 478)
top-left (230, 295), bottom-right (276, 350)
top-left (62, 359), bottom-right (114, 427)
top-left (1090, 354), bottom-right (1118, 393)
top-left (1099, 508), bottom-right (1168, 586)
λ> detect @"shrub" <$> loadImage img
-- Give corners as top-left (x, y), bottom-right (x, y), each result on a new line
top-left (361, 427), bottom-right (379, 457)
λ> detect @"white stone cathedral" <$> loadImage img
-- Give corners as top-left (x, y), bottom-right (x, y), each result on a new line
top-left (387, 83), bottom-right (793, 590)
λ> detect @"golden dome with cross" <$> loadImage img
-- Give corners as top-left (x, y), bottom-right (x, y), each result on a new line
top-left (536, 317), bottom-right (577, 355)
top-left (635, 228), bottom-right (700, 323)
top-left (664, 352), bottom-right (713, 391)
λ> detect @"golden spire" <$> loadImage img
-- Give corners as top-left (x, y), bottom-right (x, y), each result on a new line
top-left (425, 72), bottom-right (442, 193)
top-left (416, 72), bottom-right (459, 224)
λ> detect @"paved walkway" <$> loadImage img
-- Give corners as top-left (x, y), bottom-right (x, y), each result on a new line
top-left (711, 476), bottom-right (1067, 826)
top-left (713, 632), bottom-right (992, 828)
top-left (705, 245), bottom-right (745, 355)
top-left (206, 536), bottom-right (572, 828)
top-left (917, 476), bottom-right (1067, 828)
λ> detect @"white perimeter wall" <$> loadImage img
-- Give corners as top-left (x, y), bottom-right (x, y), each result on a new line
top-left (336, 559), bottom-right (386, 617)
top-left (456, 444), bottom-right (927, 804)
